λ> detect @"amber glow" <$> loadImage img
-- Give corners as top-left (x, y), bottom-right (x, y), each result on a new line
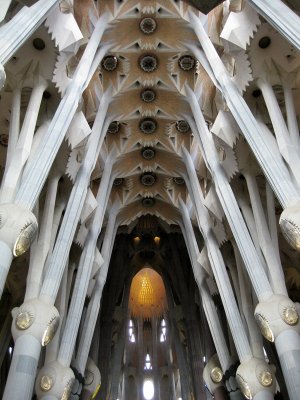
top-left (133, 236), bottom-right (141, 245)
top-left (129, 268), bottom-right (167, 319)
top-left (154, 236), bottom-right (160, 245)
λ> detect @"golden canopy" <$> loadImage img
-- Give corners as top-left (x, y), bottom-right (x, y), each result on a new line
top-left (129, 268), bottom-right (167, 320)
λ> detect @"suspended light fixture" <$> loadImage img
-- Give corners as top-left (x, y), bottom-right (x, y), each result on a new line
top-left (129, 268), bottom-right (167, 320)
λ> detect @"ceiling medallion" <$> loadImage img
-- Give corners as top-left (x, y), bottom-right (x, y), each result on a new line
top-left (139, 54), bottom-right (158, 72)
top-left (140, 17), bottom-right (157, 34)
top-left (107, 121), bottom-right (120, 134)
top-left (102, 55), bottom-right (118, 71)
top-left (139, 118), bottom-right (157, 134)
top-left (113, 178), bottom-right (123, 186)
top-left (140, 88), bottom-right (156, 103)
top-left (141, 147), bottom-right (156, 160)
top-left (173, 177), bottom-right (185, 185)
top-left (142, 198), bottom-right (155, 207)
top-left (140, 172), bottom-right (157, 186)
top-left (176, 120), bottom-right (190, 133)
top-left (178, 55), bottom-right (196, 71)
top-left (259, 36), bottom-right (271, 49)
top-left (33, 38), bottom-right (46, 51)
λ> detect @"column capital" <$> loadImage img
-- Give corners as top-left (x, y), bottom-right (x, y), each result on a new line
top-left (0, 203), bottom-right (38, 256)
top-left (280, 203), bottom-right (300, 251)
top-left (35, 360), bottom-right (74, 400)
top-left (236, 357), bottom-right (276, 399)
top-left (203, 354), bottom-right (224, 394)
top-left (255, 294), bottom-right (299, 342)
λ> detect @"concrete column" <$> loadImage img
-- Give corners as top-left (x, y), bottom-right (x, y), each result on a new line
top-left (201, 283), bottom-right (231, 373)
top-left (3, 334), bottom-right (41, 399)
top-left (75, 207), bottom-right (118, 375)
top-left (256, 78), bottom-right (300, 188)
top-left (3, 299), bottom-right (60, 400)
top-left (57, 153), bottom-right (115, 368)
top-left (243, 172), bottom-right (287, 296)
top-left (25, 172), bottom-right (60, 301)
top-left (248, 0), bottom-right (300, 50)
top-left (184, 91), bottom-right (273, 301)
top-left (179, 200), bottom-right (276, 399)
top-left (5, 84), bottom-right (21, 167)
top-left (0, 14), bottom-right (111, 301)
top-left (0, 74), bottom-right (48, 203)
top-left (0, 0), bottom-right (60, 88)
top-left (188, 11), bottom-right (300, 210)
top-left (39, 103), bottom-right (112, 307)
top-left (255, 296), bottom-right (300, 400)
top-left (0, 0), bottom-right (13, 23)
top-left (283, 81), bottom-right (300, 151)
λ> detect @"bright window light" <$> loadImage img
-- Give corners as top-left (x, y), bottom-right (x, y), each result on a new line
top-left (128, 319), bottom-right (136, 342)
top-left (144, 353), bottom-right (152, 370)
top-left (160, 319), bottom-right (167, 342)
top-left (143, 379), bottom-right (154, 400)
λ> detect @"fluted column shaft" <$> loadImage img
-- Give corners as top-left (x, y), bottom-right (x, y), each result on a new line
top-left (57, 154), bottom-right (115, 367)
top-left (185, 89), bottom-right (276, 301)
top-left (0, 0), bottom-right (59, 65)
top-left (0, 14), bottom-right (111, 302)
top-left (256, 78), bottom-right (300, 188)
top-left (39, 100), bottom-right (112, 306)
top-left (75, 208), bottom-right (118, 374)
top-left (188, 12), bottom-right (300, 209)
top-left (1, 75), bottom-right (48, 202)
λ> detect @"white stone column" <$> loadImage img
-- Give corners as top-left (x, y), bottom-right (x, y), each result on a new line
top-left (201, 283), bottom-right (231, 372)
top-left (0, 0), bottom-right (13, 23)
top-left (5, 83), bottom-right (22, 168)
top-left (0, 0), bottom-right (60, 88)
top-left (179, 199), bottom-right (275, 400)
top-left (232, 243), bottom-right (264, 360)
top-left (182, 123), bottom-right (300, 397)
top-left (243, 172), bottom-right (287, 296)
top-left (0, 14), bottom-right (111, 301)
top-left (256, 78), bottom-right (300, 188)
top-left (3, 93), bottom-right (112, 400)
top-left (247, 0), bottom-right (300, 50)
top-left (283, 81), bottom-right (300, 151)
top-left (189, 12), bottom-right (300, 207)
top-left (3, 299), bottom-right (60, 400)
top-left (15, 14), bottom-right (111, 210)
top-left (188, 11), bottom-right (300, 252)
top-left (179, 200), bottom-right (252, 363)
top-left (57, 152), bottom-right (115, 368)
top-left (25, 171), bottom-right (60, 301)
top-left (39, 98), bottom-right (112, 307)
top-left (0, 74), bottom-right (48, 203)
top-left (181, 132), bottom-right (272, 302)
top-left (75, 206), bottom-right (119, 375)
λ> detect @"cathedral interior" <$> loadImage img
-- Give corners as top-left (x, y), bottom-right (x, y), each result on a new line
top-left (0, 0), bottom-right (300, 399)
